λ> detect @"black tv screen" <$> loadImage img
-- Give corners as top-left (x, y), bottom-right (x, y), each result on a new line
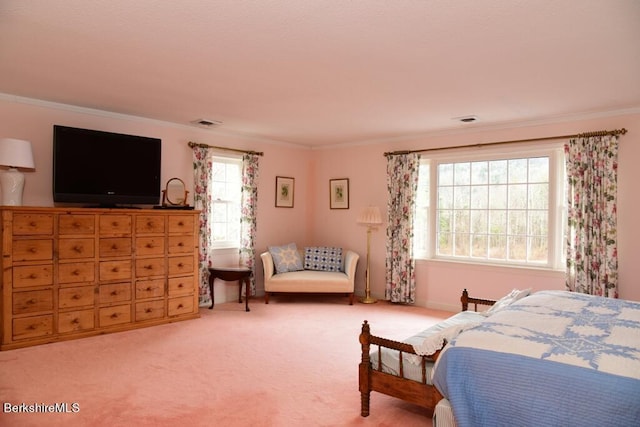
top-left (53, 125), bottom-right (161, 206)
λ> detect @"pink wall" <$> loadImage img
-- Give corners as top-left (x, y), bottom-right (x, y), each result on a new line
top-left (1, 95), bottom-right (639, 309)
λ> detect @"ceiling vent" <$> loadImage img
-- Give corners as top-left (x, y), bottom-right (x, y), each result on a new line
top-left (453, 115), bottom-right (480, 124)
top-left (191, 118), bottom-right (222, 128)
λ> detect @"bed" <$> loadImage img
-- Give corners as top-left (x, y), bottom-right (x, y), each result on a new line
top-left (433, 290), bottom-right (640, 427)
top-left (358, 289), bottom-right (496, 417)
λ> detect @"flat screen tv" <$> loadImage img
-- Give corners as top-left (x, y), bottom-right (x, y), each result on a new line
top-left (53, 125), bottom-right (162, 207)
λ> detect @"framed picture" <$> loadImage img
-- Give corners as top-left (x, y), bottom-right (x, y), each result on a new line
top-left (275, 176), bottom-right (295, 208)
top-left (329, 178), bottom-right (349, 209)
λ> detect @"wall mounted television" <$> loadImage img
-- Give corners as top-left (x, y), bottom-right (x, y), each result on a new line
top-left (53, 125), bottom-right (162, 207)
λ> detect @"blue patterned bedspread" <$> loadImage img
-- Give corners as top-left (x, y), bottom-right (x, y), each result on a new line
top-left (433, 291), bottom-right (640, 427)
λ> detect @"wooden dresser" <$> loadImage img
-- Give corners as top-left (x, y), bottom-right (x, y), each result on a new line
top-left (0, 207), bottom-right (200, 350)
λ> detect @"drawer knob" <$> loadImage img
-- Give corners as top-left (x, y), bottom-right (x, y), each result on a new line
top-left (178, 263), bottom-right (184, 268)
top-left (111, 267), bottom-right (119, 272)
top-left (71, 318), bottom-right (80, 324)
top-left (27, 324), bottom-right (36, 330)
top-left (178, 242), bottom-right (184, 247)
top-left (110, 313), bottom-right (119, 319)
top-left (27, 299), bottom-right (37, 304)
top-left (29, 247), bottom-right (37, 253)
top-left (111, 244), bottom-right (118, 250)
top-left (72, 270), bottom-right (80, 276)
top-left (178, 283), bottom-right (184, 288)
top-left (111, 290), bottom-right (119, 296)
top-left (177, 304), bottom-right (183, 309)
top-left (145, 308), bottom-right (153, 313)
top-left (145, 265), bottom-right (153, 270)
top-left (146, 243), bottom-right (154, 248)
top-left (72, 294), bottom-right (81, 300)
top-left (73, 246), bottom-right (83, 253)
top-left (29, 273), bottom-right (38, 279)
top-left (146, 286), bottom-right (153, 291)
top-left (178, 221), bottom-right (184, 226)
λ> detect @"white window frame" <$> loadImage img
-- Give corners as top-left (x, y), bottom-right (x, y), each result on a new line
top-left (209, 155), bottom-right (242, 250)
top-left (415, 143), bottom-right (566, 271)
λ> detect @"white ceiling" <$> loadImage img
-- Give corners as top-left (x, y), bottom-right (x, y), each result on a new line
top-left (1, 0), bottom-right (639, 147)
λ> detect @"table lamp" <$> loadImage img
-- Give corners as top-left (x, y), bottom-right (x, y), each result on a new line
top-left (0, 138), bottom-right (35, 206)
top-left (357, 206), bottom-right (382, 303)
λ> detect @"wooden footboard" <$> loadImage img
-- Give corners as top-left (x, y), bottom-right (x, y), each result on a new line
top-left (359, 289), bottom-right (496, 417)
top-left (359, 320), bottom-right (443, 417)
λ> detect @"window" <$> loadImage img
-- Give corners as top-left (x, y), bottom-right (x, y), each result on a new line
top-left (414, 145), bottom-right (565, 269)
top-left (209, 156), bottom-right (242, 249)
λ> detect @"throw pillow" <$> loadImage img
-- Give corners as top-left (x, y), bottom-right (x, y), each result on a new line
top-left (268, 243), bottom-right (303, 273)
top-left (304, 246), bottom-right (343, 272)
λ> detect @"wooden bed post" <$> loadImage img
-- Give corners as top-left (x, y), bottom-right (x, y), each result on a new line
top-left (461, 288), bottom-right (469, 311)
top-left (359, 320), bottom-right (372, 417)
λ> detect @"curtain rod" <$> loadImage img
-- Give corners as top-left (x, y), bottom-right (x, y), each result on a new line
top-left (383, 128), bottom-right (627, 157)
top-left (188, 141), bottom-right (264, 156)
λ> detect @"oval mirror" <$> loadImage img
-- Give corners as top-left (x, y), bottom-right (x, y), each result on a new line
top-left (163, 177), bottom-right (188, 206)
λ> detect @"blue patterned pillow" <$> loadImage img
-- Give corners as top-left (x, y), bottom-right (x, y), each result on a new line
top-left (304, 247), bottom-right (343, 272)
top-left (268, 243), bottom-right (303, 273)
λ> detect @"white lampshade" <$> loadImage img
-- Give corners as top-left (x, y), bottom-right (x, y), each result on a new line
top-left (0, 138), bottom-right (35, 206)
top-left (0, 138), bottom-right (35, 169)
top-left (357, 206), bottom-right (382, 226)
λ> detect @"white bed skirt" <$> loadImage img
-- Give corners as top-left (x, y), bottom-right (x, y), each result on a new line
top-left (433, 398), bottom-right (456, 427)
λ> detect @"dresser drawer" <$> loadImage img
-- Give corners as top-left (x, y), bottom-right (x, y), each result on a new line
top-left (136, 215), bottom-right (165, 234)
top-left (99, 238), bottom-right (132, 257)
top-left (168, 276), bottom-right (194, 296)
top-left (135, 300), bottom-right (165, 321)
top-left (12, 239), bottom-right (53, 262)
top-left (168, 295), bottom-right (194, 316)
top-left (58, 261), bottom-right (95, 285)
top-left (135, 279), bottom-right (165, 299)
top-left (13, 264), bottom-right (53, 288)
top-left (99, 260), bottom-right (132, 282)
top-left (136, 237), bottom-right (165, 256)
top-left (168, 235), bottom-right (194, 254)
top-left (59, 286), bottom-right (95, 309)
top-left (99, 215), bottom-right (132, 236)
top-left (12, 214), bottom-right (54, 236)
top-left (99, 304), bottom-right (131, 327)
top-left (136, 257), bottom-right (165, 278)
top-left (168, 256), bottom-right (194, 276)
top-left (59, 238), bottom-right (95, 259)
top-left (58, 309), bottom-right (95, 334)
top-left (58, 214), bottom-right (95, 235)
top-left (168, 215), bottom-right (194, 233)
top-left (99, 283), bottom-right (131, 304)
top-left (13, 289), bottom-right (53, 314)
top-left (13, 315), bottom-right (53, 340)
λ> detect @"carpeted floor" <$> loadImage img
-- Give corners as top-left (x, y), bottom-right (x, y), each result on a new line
top-left (0, 295), bottom-right (452, 426)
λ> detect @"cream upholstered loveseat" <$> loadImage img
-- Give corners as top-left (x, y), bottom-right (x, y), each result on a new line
top-left (260, 245), bottom-right (359, 305)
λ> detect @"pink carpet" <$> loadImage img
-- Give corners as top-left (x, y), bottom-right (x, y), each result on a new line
top-left (0, 295), bottom-right (451, 426)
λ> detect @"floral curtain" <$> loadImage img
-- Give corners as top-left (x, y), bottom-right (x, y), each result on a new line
top-left (239, 153), bottom-right (260, 295)
top-left (192, 146), bottom-right (213, 306)
top-left (565, 135), bottom-right (619, 297)
top-left (385, 153), bottom-right (420, 303)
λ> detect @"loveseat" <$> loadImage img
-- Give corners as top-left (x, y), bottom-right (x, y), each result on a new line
top-left (260, 244), bottom-right (359, 304)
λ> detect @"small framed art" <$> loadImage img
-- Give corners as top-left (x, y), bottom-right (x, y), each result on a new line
top-left (275, 176), bottom-right (295, 208)
top-left (329, 178), bottom-right (349, 209)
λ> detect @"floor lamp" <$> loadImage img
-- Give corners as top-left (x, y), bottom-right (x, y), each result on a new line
top-left (357, 206), bottom-right (382, 304)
